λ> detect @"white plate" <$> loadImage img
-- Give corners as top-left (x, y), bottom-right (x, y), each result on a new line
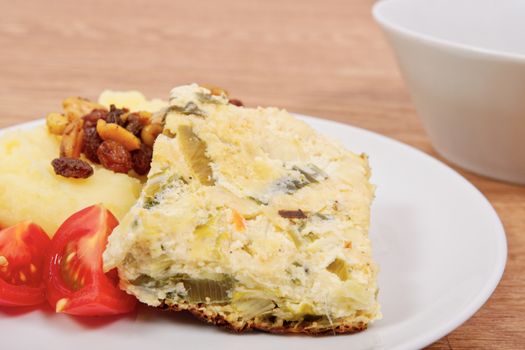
top-left (0, 116), bottom-right (507, 350)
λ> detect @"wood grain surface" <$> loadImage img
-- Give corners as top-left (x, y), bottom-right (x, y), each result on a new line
top-left (0, 0), bottom-right (523, 348)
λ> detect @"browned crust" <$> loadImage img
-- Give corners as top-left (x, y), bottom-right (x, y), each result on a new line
top-left (159, 302), bottom-right (368, 335)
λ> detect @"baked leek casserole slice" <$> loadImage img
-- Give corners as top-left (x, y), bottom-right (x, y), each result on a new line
top-left (103, 84), bottom-right (381, 334)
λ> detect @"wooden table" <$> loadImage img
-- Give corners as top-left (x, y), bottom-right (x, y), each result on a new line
top-left (1, 0), bottom-right (523, 348)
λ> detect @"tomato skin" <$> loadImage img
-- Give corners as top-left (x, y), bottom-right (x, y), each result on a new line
top-left (0, 222), bottom-right (50, 307)
top-left (44, 205), bottom-right (136, 316)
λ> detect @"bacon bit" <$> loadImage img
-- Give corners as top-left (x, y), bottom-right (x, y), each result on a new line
top-left (344, 241), bottom-right (353, 249)
top-left (278, 209), bottom-right (308, 219)
top-left (232, 209), bottom-right (246, 231)
top-left (229, 98), bottom-right (244, 107)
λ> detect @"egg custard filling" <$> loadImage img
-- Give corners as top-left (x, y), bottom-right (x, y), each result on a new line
top-left (103, 84), bottom-right (381, 334)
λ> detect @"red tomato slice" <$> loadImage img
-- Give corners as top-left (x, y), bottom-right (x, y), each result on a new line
top-left (44, 205), bottom-right (136, 316)
top-left (0, 222), bottom-right (50, 307)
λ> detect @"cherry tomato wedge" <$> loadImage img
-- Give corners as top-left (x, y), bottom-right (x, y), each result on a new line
top-left (0, 222), bottom-right (50, 307)
top-left (44, 205), bottom-right (136, 316)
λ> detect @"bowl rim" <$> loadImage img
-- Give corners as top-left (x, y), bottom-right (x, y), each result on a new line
top-left (372, 0), bottom-right (525, 63)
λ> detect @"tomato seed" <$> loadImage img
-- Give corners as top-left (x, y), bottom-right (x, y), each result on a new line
top-left (65, 252), bottom-right (76, 264)
top-left (73, 268), bottom-right (80, 282)
top-left (0, 255), bottom-right (7, 266)
top-left (19, 272), bottom-right (27, 282)
top-left (56, 298), bottom-right (69, 313)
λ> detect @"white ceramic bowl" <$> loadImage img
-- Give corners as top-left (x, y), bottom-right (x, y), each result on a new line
top-left (373, 0), bottom-right (525, 184)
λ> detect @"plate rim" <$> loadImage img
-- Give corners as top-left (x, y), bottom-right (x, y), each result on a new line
top-left (0, 116), bottom-right (508, 350)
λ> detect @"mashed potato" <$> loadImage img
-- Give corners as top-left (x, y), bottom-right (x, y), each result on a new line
top-left (98, 90), bottom-right (167, 113)
top-left (0, 91), bottom-right (167, 236)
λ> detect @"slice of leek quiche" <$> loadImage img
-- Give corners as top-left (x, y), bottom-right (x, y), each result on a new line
top-left (103, 84), bottom-right (381, 334)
